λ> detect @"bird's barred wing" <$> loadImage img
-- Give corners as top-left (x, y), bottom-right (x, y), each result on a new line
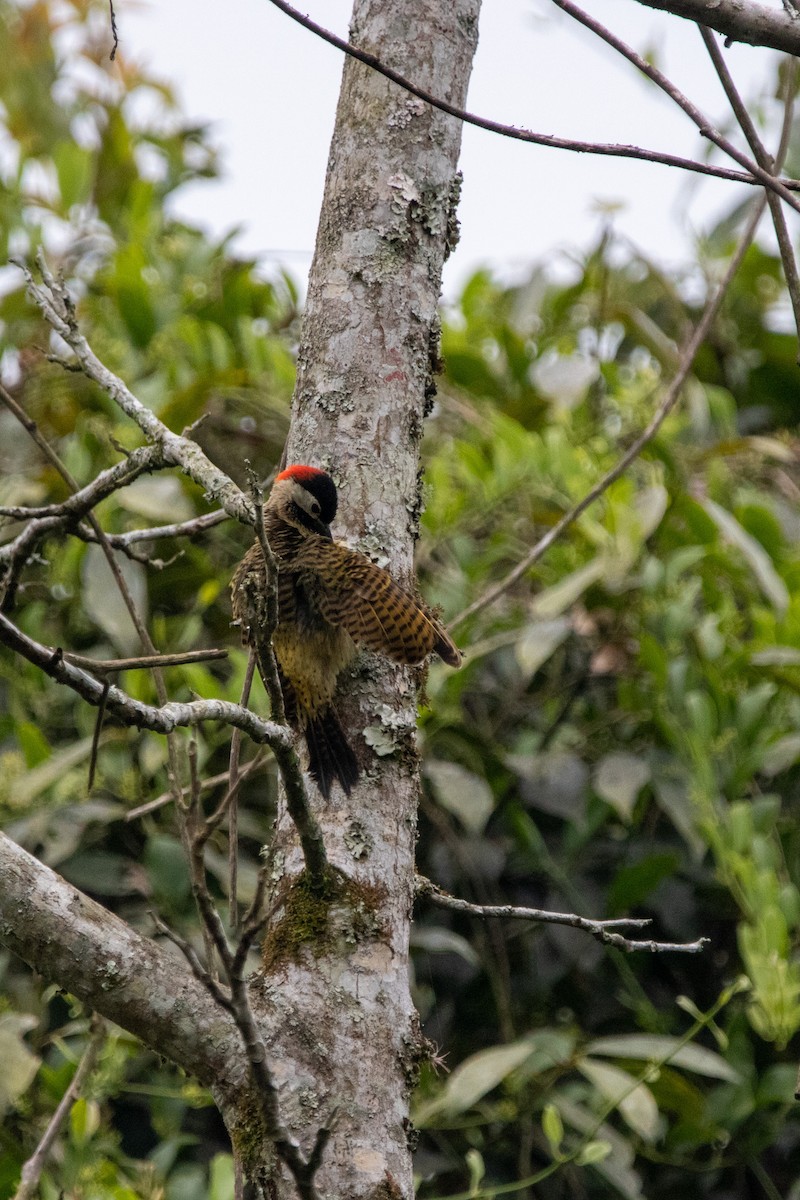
top-left (301, 541), bottom-right (462, 668)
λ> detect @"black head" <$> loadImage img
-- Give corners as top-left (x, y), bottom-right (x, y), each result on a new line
top-left (274, 465), bottom-right (338, 534)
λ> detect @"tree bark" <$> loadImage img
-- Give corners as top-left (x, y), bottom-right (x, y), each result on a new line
top-left (632, 0), bottom-right (800, 56)
top-left (240, 0), bottom-right (480, 1196)
top-left (0, 832), bottom-right (244, 1096)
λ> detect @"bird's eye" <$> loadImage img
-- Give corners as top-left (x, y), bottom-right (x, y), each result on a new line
top-left (310, 500), bottom-right (321, 517)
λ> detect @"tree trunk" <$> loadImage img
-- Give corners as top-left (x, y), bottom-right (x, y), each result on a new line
top-left (230, 1), bottom-right (480, 1195)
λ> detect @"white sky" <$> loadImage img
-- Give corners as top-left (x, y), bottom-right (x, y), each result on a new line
top-left (121, 0), bottom-right (791, 299)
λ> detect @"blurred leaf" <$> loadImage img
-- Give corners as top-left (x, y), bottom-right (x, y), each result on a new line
top-left (593, 753), bottom-right (651, 821)
top-left (9, 736), bottom-right (95, 808)
top-left (578, 1058), bottom-right (660, 1141)
top-left (587, 1035), bottom-right (741, 1082)
top-left (416, 1032), bottom-right (573, 1125)
top-left (530, 560), bottom-right (605, 619)
top-left (515, 617), bottom-right (571, 679)
top-left (542, 1102), bottom-right (564, 1154)
top-left (70, 1096), bottom-right (101, 1145)
top-left (760, 733), bottom-right (800, 777)
top-left (208, 1153), bottom-right (235, 1200)
top-left (117, 476), bottom-right (194, 522)
top-left (607, 853), bottom-right (678, 915)
top-left (81, 545), bottom-right (149, 655)
top-left (415, 1040), bottom-right (537, 1124)
top-left (426, 761), bottom-right (494, 834)
top-left (0, 1013), bottom-right (40, 1115)
top-left (701, 498), bottom-right (789, 614)
top-left (411, 927), bottom-right (481, 968)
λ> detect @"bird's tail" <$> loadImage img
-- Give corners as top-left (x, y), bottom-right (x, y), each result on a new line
top-left (304, 706), bottom-right (360, 799)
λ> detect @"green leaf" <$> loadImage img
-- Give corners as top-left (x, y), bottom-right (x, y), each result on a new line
top-left (593, 753), bottom-right (651, 821)
top-left (70, 1096), bottom-right (101, 1146)
top-left (81, 545), bottom-right (149, 655)
top-left (425, 760), bottom-right (494, 834)
top-left (760, 733), bottom-right (800, 777)
top-left (578, 1059), bottom-right (660, 1142)
top-left (587, 1035), bottom-right (741, 1082)
top-left (15, 720), bottom-right (51, 768)
top-left (0, 1014), bottom-right (40, 1115)
top-left (415, 1032), bottom-right (573, 1125)
top-left (208, 1153), bottom-right (235, 1200)
top-left (530, 560), bottom-right (605, 619)
top-left (575, 1140), bottom-right (612, 1166)
top-left (701, 498), bottom-right (789, 614)
top-left (8, 736), bottom-right (96, 808)
top-left (411, 927), bottom-right (481, 968)
top-left (607, 853), bottom-right (678, 915)
top-left (515, 617), bottom-right (571, 679)
top-left (542, 1102), bottom-right (564, 1153)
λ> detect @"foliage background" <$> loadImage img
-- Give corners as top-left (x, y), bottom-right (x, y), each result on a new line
top-left (1, 2), bottom-right (799, 1198)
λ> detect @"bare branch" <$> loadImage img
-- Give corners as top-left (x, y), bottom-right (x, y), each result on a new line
top-left (177, 744), bottom-right (327, 1200)
top-left (633, 0), bottom-right (800, 55)
top-left (416, 878), bottom-right (709, 955)
top-left (699, 30), bottom-right (800, 355)
top-left (227, 653), bottom-right (256, 928)
top-left (0, 611), bottom-right (291, 748)
top-left (0, 377), bottom-right (186, 801)
top-left (64, 648), bottom-right (228, 674)
top-left (150, 913), bottom-right (234, 1014)
top-left (125, 751), bottom-right (267, 821)
top-left (552, 0), bottom-right (800, 218)
top-left (92, 508), bottom-right (230, 546)
top-left (14, 255), bottom-right (254, 526)
top-left (264, 0), bottom-right (800, 193)
top-left (13, 1014), bottom-right (107, 1200)
top-left (0, 830), bottom-right (244, 1092)
top-left (454, 172), bottom-right (770, 627)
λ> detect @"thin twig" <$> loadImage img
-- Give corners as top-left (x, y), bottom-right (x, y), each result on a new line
top-left (263, 0), bottom-right (800, 192)
top-left (151, 912), bottom-right (234, 1013)
top-left (87, 679), bottom-right (110, 790)
top-left (108, 0), bottom-right (118, 60)
top-left (248, 469), bottom-right (286, 724)
top-left (228, 653), bottom-right (256, 931)
top-left (0, 380), bottom-right (185, 805)
top-left (416, 878), bottom-right (709, 954)
top-left (64, 648), bottom-right (228, 674)
top-left (453, 183), bottom-right (771, 628)
top-left (552, 0), bottom-right (800, 217)
top-left (13, 1014), bottom-right (106, 1200)
top-left (171, 741), bottom-right (326, 1200)
top-left (186, 738), bottom-right (225, 978)
top-left (0, 611), bottom-right (291, 747)
top-left (125, 751), bottom-right (267, 821)
top-left (14, 255), bottom-right (253, 526)
top-left (699, 30), bottom-right (800, 356)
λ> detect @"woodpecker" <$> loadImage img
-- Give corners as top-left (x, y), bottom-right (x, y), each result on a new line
top-left (231, 464), bottom-right (461, 798)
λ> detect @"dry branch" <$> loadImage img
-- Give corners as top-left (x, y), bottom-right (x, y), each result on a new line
top-left (417, 878), bottom-right (709, 954)
top-left (265, 0), bottom-right (800, 192)
top-left (15, 255), bottom-right (253, 525)
top-left (0, 830), bottom-right (243, 1093)
top-left (0, 611), bottom-right (290, 747)
top-left (13, 1016), bottom-right (107, 1200)
top-left (633, 0), bottom-right (800, 55)
top-left (454, 173), bottom-right (771, 627)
